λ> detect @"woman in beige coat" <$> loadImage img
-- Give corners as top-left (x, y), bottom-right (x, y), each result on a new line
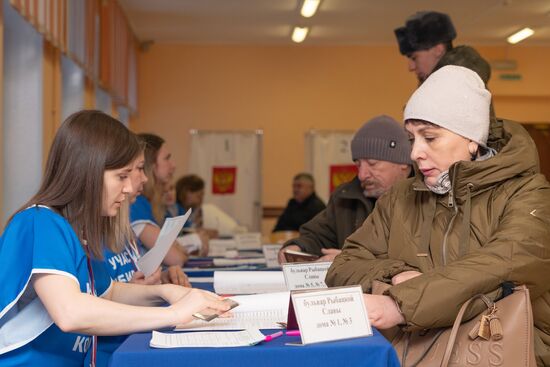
top-left (326, 65), bottom-right (550, 366)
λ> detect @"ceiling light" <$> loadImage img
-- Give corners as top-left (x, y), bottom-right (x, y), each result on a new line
top-left (292, 27), bottom-right (309, 43)
top-left (507, 28), bottom-right (534, 44)
top-left (301, 0), bottom-right (320, 18)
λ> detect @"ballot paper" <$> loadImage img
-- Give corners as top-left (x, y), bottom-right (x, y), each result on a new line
top-left (176, 291), bottom-right (289, 331)
top-left (137, 209), bottom-right (191, 276)
top-left (214, 271), bottom-right (286, 294)
top-left (150, 329), bottom-right (265, 348)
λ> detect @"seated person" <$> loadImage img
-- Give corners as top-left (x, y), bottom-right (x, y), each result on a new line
top-left (326, 66), bottom-right (550, 366)
top-left (279, 116), bottom-right (412, 263)
top-left (164, 180), bottom-right (185, 218)
top-left (130, 134), bottom-right (203, 262)
top-left (176, 174), bottom-right (241, 237)
top-left (0, 111), bottom-right (230, 366)
top-left (273, 173), bottom-right (325, 232)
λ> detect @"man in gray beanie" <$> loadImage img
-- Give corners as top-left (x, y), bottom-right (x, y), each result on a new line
top-left (278, 115), bottom-right (412, 263)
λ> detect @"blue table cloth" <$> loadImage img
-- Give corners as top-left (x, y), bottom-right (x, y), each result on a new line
top-left (108, 328), bottom-right (400, 367)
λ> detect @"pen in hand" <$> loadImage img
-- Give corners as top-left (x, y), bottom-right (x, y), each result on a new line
top-left (264, 331), bottom-right (283, 342)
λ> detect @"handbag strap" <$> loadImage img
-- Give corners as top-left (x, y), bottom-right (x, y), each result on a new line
top-left (441, 293), bottom-right (493, 367)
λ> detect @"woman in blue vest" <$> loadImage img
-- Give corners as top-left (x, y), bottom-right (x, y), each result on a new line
top-left (130, 133), bottom-right (204, 263)
top-left (0, 110), bottom-right (230, 367)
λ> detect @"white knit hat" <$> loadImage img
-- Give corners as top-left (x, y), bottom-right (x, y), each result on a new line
top-left (404, 65), bottom-right (491, 146)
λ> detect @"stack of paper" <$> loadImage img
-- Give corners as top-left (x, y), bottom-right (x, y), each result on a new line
top-left (208, 239), bottom-right (238, 257)
top-left (212, 258), bottom-right (267, 266)
top-left (176, 291), bottom-right (289, 331)
top-left (235, 233), bottom-right (262, 250)
top-left (214, 271), bottom-right (286, 294)
top-left (150, 329), bottom-right (265, 348)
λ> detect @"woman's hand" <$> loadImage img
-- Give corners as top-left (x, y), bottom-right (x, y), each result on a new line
top-left (170, 289), bottom-right (231, 325)
top-left (161, 266), bottom-right (191, 287)
top-left (363, 294), bottom-right (405, 329)
top-left (130, 268), bottom-right (162, 285)
top-left (391, 270), bottom-right (422, 285)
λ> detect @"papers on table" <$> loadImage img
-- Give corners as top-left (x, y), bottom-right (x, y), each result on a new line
top-left (176, 233), bottom-right (202, 254)
top-left (208, 239), bottom-right (238, 257)
top-left (189, 277), bottom-right (214, 283)
top-left (214, 271), bottom-right (286, 294)
top-left (150, 329), bottom-right (265, 348)
top-left (262, 244), bottom-right (283, 268)
top-left (212, 258), bottom-right (267, 266)
top-left (235, 233), bottom-right (262, 250)
top-left (176, 292), bottom-right (289, 331)
top-left (137, 209), bottom-right (191, 276)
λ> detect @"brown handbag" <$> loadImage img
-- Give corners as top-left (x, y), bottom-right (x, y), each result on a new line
top-left (372, 282), bottom-right (536, 367)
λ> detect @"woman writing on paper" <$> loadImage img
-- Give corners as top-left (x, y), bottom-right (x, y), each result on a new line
top-left (0, 111), bottom-right (230, 366)
top-left (326, 66), bottom-right (550, 366)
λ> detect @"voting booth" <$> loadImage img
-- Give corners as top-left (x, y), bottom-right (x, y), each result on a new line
top-left (188, 130), bottom-right (263, 232)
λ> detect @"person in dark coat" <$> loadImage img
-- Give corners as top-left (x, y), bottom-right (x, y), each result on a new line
top-left (278, 115), bottom-right (412, 263)
top-left (273, 173), bottom-right (326, 232)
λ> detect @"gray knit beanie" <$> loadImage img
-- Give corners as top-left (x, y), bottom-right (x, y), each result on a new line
top-left (351, 115), bottom-right (412, 164)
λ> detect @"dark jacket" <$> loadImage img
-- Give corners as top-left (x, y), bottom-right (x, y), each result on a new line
top-left (282, 177), bottom-right (375, 256)
top-left (273, 193), bottom-right (326, 232)
top-left (326, 120), bottom-right (550, 366)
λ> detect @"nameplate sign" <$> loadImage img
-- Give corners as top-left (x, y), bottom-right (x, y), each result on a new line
top-left (282, 262), bottom-right (331, 291)
top-left (262, 244), bottom-right (282, 268)
top-left (235, 233), bottom-right (262, 250)
top-left (291, 286), bottom-right (372, 345)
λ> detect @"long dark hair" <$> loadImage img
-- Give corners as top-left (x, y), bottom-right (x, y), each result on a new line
top-left (15, 110), bottom-right (141, 258)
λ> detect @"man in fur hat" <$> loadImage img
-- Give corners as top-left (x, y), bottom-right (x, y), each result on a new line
top-left (394, 11), bottom-right (457, 83)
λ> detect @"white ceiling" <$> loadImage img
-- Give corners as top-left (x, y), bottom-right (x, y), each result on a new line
top-left (118, 0), bottom-right (550, 45)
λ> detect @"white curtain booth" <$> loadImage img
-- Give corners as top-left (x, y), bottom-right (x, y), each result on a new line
top-left (188, 130), bottom-right (263, 232)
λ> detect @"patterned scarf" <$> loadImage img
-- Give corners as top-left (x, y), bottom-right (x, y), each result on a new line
top-left (425, 147), bottom-right (496, 195)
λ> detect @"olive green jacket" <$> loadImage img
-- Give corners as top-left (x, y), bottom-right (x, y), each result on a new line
top-left (326, 120), bottom-right (550, 365)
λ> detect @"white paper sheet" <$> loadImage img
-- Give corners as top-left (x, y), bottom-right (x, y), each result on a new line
top-left (214, 271), bottom-right (286, 294)
top-left (189, 277), bottom-right (214, 283)
top-left (137, 209), bottom-right (191, 276)
top-left (212, 258), bottom-right (267, 266)
top-left (150, 329), bottom-right (265, 348)
top-left (176, 292), bottom-right (289, 331)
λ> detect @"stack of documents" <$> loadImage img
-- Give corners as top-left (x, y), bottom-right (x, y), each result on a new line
top-left (176, 291), bottom-right (289, 331)
top-left (150, 329), bottom-right (265, 348)
top-left (212, 258), bottom-right (266, 266)
top-left (214, 271), bottom-right (286, 294)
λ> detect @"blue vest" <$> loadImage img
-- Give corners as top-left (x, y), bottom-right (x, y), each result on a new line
top-left (0, 206), bottom-right (112, 367)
